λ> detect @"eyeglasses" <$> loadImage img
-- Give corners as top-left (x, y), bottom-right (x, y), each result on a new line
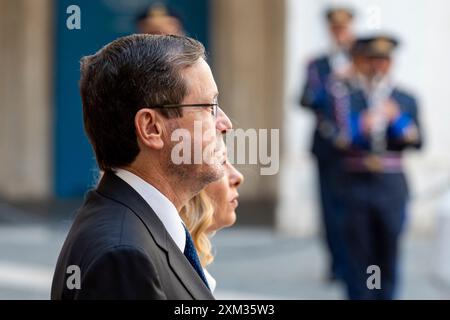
top-left (146, 103), bottom-right (219, 119)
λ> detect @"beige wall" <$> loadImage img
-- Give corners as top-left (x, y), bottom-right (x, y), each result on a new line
top-left (211, 0), bottom-right (285, 203)
top-left (0, 0), bottom-right (53, 200)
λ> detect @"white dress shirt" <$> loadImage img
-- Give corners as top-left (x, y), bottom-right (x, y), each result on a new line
top-left (114, 168), bottom-right (216, 292)
top-left (204, 269), bottom-right (217, 292)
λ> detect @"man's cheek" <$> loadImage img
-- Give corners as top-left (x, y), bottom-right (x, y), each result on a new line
top-left (202, 126), bottom-right (219, 165)
top-left (202, 123), bottom-right (216, 148)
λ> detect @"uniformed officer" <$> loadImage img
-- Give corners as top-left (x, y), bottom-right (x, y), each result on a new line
top-left (300, 7), bottom-right (355, 281)
top-left (332, 36), bottom-right (423, 299)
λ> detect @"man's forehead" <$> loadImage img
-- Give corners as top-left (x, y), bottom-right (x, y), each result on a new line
top-left (182, 59), bottom-right (218, 100)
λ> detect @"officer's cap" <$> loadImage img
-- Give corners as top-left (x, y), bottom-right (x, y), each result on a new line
top-left (351, 35), bottom-right (399, 58)
top-left (325, 7), bottom-right (354, 26)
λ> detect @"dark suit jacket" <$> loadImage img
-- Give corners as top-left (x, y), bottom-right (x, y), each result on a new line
top-left (51, 171), bottom-right (215, 300)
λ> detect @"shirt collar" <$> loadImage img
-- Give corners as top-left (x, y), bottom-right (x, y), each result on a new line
top-left (114, 168), bottom-right (186, 252)
top-left (203, 268), bottom-right (216, 293)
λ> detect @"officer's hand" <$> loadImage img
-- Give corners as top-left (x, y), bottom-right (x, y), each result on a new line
top-left (381, 99), bottom-right (400, 122)
top-left (361, 112), bottom-right (376, 134)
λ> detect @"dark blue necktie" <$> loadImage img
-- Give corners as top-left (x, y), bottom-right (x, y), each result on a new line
top-left (183, 225), bottom-right (210, 290)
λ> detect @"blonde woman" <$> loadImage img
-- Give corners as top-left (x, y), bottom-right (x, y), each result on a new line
top-left (180, 159), bottom-right (244, 292)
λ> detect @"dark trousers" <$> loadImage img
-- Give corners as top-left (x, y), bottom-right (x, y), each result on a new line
top-left (316, 159), bottom-right (347, 279)
top-left (341, 172), bottom-right (408, 299)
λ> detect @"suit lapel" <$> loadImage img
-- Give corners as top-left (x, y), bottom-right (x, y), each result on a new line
top-left (96, 171), bottom-right (214, 300)
top-left (165, 235), bottom-right (215, 299)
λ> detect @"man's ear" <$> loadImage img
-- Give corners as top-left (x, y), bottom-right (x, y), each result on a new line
top-left (135, 108), bottom-right (164, 150)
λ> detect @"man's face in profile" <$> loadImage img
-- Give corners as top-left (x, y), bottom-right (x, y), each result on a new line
top-left (164, 58), bottom-right (231, 187)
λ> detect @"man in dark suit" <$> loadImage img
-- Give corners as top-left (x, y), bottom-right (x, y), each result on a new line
top-left (300, 7), bottom-right (355, 282)
top-left (51, 34), bottom-right (232, 299)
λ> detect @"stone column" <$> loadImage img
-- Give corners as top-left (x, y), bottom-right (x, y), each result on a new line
top-left (0, 0), bottom-right (53, 200)
top-left (210, 0), bottom-right (285, 225)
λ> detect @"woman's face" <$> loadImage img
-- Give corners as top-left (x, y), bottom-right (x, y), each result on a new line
top-left (205, 161), bottom-right (244, 232)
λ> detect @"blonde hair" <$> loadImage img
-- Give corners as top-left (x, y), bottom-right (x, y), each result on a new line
top-left (179, 190), bottom-right (215, 267)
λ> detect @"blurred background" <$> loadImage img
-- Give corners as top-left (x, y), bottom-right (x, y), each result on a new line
top-left (0, 0), bottom-right (450, 299)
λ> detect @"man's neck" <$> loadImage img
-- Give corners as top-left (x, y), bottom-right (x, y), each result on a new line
top-left (121, 165), bottom-right (192, 212)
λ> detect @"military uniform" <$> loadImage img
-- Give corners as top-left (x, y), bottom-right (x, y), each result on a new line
top-left (300, 8), bottom-right (354, 281)
top-left (331, 36), bottom-right (423, 299)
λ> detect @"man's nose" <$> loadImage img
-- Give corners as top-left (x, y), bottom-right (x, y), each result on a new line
top-left (216, 107), bottom-right (232, 133)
